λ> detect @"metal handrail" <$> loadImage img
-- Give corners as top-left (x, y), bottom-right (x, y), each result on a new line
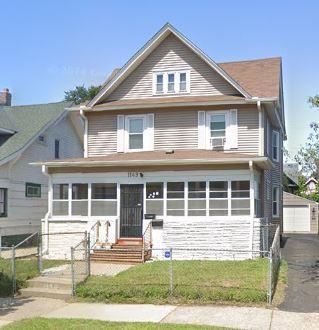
top-left (14, 232), bottom-right (38, 249)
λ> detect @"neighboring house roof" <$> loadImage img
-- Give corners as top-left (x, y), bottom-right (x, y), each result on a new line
top-left (0, 109), bottom-right (18, 133)
top-left (87, 23), bottom-right (252, 107)
top-left (219, 57), bottom-right (282, 99)
top-left (0, 101), bottom-right (71, 165)
top-left (36, 149), bottom-right (272, 170)
top-left (306, 177), bottom-right (318, 185)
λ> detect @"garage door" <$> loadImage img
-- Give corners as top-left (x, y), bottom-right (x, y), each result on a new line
top-left (283, 206), bottom-right (310, 232)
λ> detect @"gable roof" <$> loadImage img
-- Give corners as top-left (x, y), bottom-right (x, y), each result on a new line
top-left (219, 57), bottom-right (282, 99)
top-left (0, 101), bottom-right (71, 165)
top-left (88, 23), bottom-right (251, 107)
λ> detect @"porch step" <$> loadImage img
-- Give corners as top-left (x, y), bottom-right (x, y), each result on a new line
top-left (91, 248), bottom-right (151, 264)
top-left (116, 238), bottom-right (143, 246)
top-left (20, 287), bottom-right (72, 300)
top-left (27, 276), bottom-right (73, 290)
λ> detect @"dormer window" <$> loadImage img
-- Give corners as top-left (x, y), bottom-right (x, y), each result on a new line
top-left (153, 71), bottom-right (190, 95)
top-left (156, 74), bottom-right (164, 93)
top-left (168, 73), bottom-right (175, 92)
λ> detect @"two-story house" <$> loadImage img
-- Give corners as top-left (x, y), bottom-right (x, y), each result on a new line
top-left (0, 89), bottom-right (83, 247)
top-left (37, 24), bottom-right (285, 261)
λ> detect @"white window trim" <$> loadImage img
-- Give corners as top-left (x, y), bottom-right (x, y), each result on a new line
top-left (205, 110), bottom-right (229, 150)
top-left (152, 70), bottom-right (190, 95)
top-left (124, 115), bottom-right (147, 152)
top-left (272, 130), bottom-right (279, 162)
top-left (272, 186), bottom-right (279, 218)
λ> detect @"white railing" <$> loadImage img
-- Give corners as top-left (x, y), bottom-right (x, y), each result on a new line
top-left (88, 220), bottom-right (101, 249)
top-left (142, 222), bottom-right (152, 262)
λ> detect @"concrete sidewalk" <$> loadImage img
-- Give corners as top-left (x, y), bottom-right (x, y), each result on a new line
top-left (0, 298), bottom-right (319, 329)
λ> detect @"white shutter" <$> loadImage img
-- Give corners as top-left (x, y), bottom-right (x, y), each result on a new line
top-left (198, 111), bottom-right (206, 149)
top-left (145, 113), bottom-right (154, 151)
top-left (117, 115), bottom-right (125, 152)
top-left (227, 109), bottom-right (238, 149)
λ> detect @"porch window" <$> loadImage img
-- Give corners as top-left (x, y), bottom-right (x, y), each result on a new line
top-left (231, 181), bottom-right (250, 215)
top-left (146, 182), bottom-right (163, 216)
top-left (209, 181), bottom-right (228, 216)
top-left (91, 183), bottom-right (117, 216)
top-left (52, 184), bottom-right (68, 215)
top-left (188, 181), bottom-right (206, 216)
top-left (254, 177), bottom-right (262, 217)
top-left (72, 184), bottom-right (88, 216)
top-left (0, 188), bottom-right (7, 217)
top-left (167, 182), bottom-right (184, 216)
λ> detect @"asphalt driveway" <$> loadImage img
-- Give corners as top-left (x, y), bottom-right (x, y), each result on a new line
top-left (280, 234), bottom-right (319, 312)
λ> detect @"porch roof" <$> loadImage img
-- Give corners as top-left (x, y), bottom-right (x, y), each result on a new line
top-left (34, 149), bottom-right (273, 170)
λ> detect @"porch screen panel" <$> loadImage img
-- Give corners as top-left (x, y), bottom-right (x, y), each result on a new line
top-left (72, 184), bottom-right (88, 216)
top-left (209, 181), bottom-right (228, 216)
top-left (167, 182), bottom-right (184, 216)
top-left (52, 184), bottom-right (68, 215)
top-left (146, 182), bottom-right (163, 216)
top-left (188, 181), bottom-right (206, 216)
top-left (91, 183), bottom-right (117, 216)
top-left (231, 181), bottom-right (250, 215)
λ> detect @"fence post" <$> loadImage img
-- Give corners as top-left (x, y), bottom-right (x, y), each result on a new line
top-left (70, 246), bottom-right (75, 296)
top-left (11, 245), bottom-right (16, 297)
top-left (169, 248), bottom-right (173, 296)
top-left (268, 248), bottom-right (273, 304)
top-left (87, 233), bottom-right (91, 276)
top-left (38, 233), bottom-right (43, 273)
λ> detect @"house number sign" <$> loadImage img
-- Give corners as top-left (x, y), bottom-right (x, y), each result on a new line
top-left (128, 172), bottom-right (139, 178)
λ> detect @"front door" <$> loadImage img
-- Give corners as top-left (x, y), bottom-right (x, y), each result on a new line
top-left (120, 184), bottom-right (143, 237)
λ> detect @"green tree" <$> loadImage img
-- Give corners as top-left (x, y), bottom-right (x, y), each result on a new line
top-left (64, 85), bottom-right (101, 105)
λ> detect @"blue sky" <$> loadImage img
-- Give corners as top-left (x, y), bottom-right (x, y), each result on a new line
top-left (1, 0), bottom-right (319, 156)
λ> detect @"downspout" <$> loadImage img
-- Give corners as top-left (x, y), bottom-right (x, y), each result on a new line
top-left (80, 108), bottom-right (88, 158)
top-left (249, 160), bottom-right (255, 258)
top-left (42, 165), bottom-right (51, 254)
top-left (257, 100), bottom-right (264, 156)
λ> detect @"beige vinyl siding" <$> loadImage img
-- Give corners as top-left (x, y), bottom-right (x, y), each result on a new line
top-left (154, 110), bottom-right (198, 150)
top-left (87, 113), bottom-right (117, 157)
top-left (107, 33), bottom-right (239, 101)
top-left (237, 109), bottom-right (259, 154)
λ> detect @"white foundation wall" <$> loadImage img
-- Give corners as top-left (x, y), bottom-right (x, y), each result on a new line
top-left (151, 217), bottom-right (264, 260)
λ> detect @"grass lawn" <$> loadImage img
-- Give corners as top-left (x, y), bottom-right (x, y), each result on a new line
top-left (3, 318), bottom-right (230, 330)
top-left (0, 258), bottom-right (67, 297)
top-left (76, 259), bottom-right (285, 305)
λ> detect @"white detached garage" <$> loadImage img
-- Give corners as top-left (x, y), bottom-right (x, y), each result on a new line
top-left (283, 192), bottom-right (319, 234)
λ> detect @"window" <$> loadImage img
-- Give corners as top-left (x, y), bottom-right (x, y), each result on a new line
top-left (188, 181), bottom-right (206, 216)
top-left (156, 74), bottom-right (164, 93)
top-left (128, 117), bottom-right (144, 150)
top-left (210, 114), bottom-right (226, 148)
top-left (272, 187), bottom-right (279, 217)
top-left (38, 135), bottom-right (46, 144)
top-left (25, 183), bottom-right (41, 198)
top-left (209, 181), bottom-right (228, 216)
top-left (55, 139), bottom-right (60, 159)
top-left (52, 184), bottom-right (68, 216)
top-left (179, 72), bottom-right (187, 92)
top-left (0, 188), bottom-right (7, 217)
top-left (167, 73), bottom-right (175, 92)
top-left (91, 183), bottom-right (117, 216)
top-left (72, 184), bottom-right (88, 216)
top-left (254, 177), bottom-right (261, 217)
top-left (153, 71), bottom-right (189, 94)
top-left (146, 182), bottom-right (163, 216)
top-left (167, 182), bottom-right (184, 216)
top-left (231, 181), bottom-right (250, 215)
top-left (272, 131), bottom-right (279, 161)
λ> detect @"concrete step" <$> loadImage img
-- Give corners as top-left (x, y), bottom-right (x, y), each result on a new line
top-left (90, 258), bottom-right (142, 264)
top-left (20, 287), bottom-right (72, 300)
top-left (27, 276), bottom-right (73, 290)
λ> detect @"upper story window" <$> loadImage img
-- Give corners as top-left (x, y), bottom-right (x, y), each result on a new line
top-left (272, 131), bottom-right (279, 162)
top-left (55, 139), bottom-right (60, 159)
top-left (210, 114), bottom-right (226, 148)
top-left (127, 117), bottom-right (144, 150)
top-left (25, 183), bottom-right (41, 198)
top-left (38, 134), bottom-right (46, 145)
top-left (153, 71), bottom-right (190, 95)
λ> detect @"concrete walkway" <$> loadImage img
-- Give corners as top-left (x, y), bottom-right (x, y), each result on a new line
top-left (0, 298), bottom-right (319, 329)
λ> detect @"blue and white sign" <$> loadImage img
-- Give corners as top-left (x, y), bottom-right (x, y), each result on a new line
top-left (165, 250), bottom-right (171, 259)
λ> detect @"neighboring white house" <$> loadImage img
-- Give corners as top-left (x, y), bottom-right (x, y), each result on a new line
top-left (0, 89), bottom-right (83, 246)
top-left (37, 23), bottom-right (285, 261)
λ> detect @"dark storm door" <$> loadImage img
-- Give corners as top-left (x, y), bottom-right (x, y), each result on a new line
top-left (120, 184), bottom-right (143, 237)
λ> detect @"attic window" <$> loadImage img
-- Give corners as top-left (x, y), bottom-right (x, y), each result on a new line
top-left (38, 135), bottom-right (46, 144)
top-left (153, 71), bottom-right (190, 95)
